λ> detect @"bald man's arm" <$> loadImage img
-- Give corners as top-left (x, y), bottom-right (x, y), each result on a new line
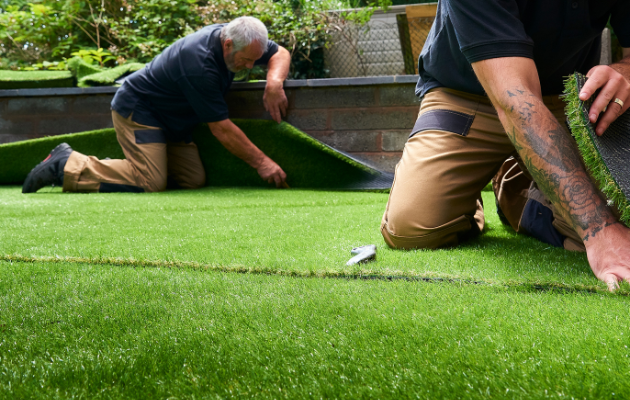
top-left (263, 46), bottom-right (290, 123)
top-left (208, 119), bottom-right (287, 187)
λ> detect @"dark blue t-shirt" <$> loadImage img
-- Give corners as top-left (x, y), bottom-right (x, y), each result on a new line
top-left (112, 24), bottom-right (278, 141)
top-left (417, 0), bottom-right (630, 97)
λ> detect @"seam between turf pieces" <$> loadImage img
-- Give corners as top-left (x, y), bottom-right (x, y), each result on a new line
top-left (0, 254), bottom-right (612, 295)
top-left (563, 73), bottom-right (630, 227)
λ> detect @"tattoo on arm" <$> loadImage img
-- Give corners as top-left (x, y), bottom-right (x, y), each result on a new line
top-left (503, 89), bottom-right (616, 241)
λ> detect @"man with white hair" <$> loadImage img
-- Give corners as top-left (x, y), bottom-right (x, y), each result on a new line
top-left (23, 16), bottom-right (291, 193)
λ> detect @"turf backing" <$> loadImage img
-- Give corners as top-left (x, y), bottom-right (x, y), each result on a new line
top-left (0, 70), bottom-right (74, 89)
top-left (0, 120), bottom-right (386, 189)
top-left (564, 72), bottom-right (630, 227)
top-left (1, 260), bottom-right (629, 399)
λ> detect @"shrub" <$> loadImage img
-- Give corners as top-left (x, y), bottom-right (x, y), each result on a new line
top-left (0, 0), bottom-right (390, 79)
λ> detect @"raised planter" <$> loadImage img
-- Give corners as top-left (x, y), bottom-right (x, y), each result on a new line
top-left (0, 75), bottom-right (421, 172)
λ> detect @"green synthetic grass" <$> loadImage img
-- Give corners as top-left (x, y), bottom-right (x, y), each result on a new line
top-left (77, 62), bottom-right (145, 87)
top-left (0, 58), bottom-right (144, 90)
top-left (2, 260), bottom-right (630, 399)
top-left (0, 186), bottom-right (597, 288)
top-left (0, 70), bottom-right (74, 89)
top-left (564, 72), bottom-right (630, 227)
top-left (1, 186), bottom-right (626, 397)
top-left (67, 57), bottom-right (145, 86)
top-left (66, 56), bottom-right (103, 82)
top-left (0, 128), bottom-right (124, 184)
top-left (0, 120), bottom-right (377, 188)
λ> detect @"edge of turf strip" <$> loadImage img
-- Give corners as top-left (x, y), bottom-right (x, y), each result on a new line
top-left (563, 72), bottom-right (630, 227)
top-left (1, 254), bottom-right (613, 295)
top-left (0, 70), bottom-right (74, 89)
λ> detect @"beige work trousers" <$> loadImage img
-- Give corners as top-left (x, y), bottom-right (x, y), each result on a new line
top-left (380, 87), bottom-right (584, 251)
top-left (63, 111), bottom-right (206, 193)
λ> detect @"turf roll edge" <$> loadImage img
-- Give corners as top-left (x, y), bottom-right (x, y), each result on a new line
top-left (0, 70), bottom-right (74, 90)
top-left (0, 119), bottom-right (393, 189)
top-left (563, 72), bottom-right (630, 227)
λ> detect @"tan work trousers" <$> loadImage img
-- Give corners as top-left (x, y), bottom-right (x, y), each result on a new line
top-left (380, 87), bottom-right (584, 251)
top-left (63, 111), bottom-right (206, 193)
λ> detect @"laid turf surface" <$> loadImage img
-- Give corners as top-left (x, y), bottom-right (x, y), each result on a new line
top-left (2, 261), bottom-right (630, 399)
top-left (1, 187), bottom-right (595, 287)
top-left (2, 186), bottom-right (627, 398)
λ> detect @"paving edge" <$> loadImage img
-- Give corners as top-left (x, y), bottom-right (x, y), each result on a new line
top-left (0, 75), bottom-right (420, 98)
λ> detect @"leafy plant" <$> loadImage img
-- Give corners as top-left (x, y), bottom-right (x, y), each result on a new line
top-left (71, 48), bottom-right (116, 67)
top-left (0, 0), bottom-right (390, 78)
top-left (23, 60), bottom-right (68, 71)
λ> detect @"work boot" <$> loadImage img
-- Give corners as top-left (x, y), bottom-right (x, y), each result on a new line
top-left (22, 143), bottom-right (73, 193)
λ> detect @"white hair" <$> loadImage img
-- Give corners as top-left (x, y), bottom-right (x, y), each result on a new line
top-left (221, 17), bottom-right (268, 52)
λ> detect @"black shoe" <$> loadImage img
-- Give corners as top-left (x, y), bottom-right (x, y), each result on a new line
top-left (22, 143), bottom-right (73, 193)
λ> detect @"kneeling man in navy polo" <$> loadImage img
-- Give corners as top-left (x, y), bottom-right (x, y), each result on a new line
top-left (23, 16), bottom-right (290, 193)
top-left (380, 0), bottom-right (630, 287)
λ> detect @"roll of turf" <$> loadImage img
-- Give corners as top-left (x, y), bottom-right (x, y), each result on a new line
top-left (0, 70), bottom-right (74, 90)
top-left (0, 120), bottom-right (393, 190)
top-left (563, 72), bottom-right (630, 227)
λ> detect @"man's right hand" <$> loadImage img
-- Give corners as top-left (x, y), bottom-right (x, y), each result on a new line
top-left (585, 223), bottom-right (630, 291)
top-left (209, 119), bottom-right (288, 188)
top-left (256, 157), bottom-right (287, 188)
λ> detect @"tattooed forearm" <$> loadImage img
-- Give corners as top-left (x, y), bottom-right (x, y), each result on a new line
top-left (503, 88), bottom-right (616, 241)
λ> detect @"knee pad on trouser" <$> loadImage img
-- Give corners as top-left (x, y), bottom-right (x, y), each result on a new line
top-left (381, 214), bottom-right (480, 250)
top-left (517, 185), bottom-right (586, 252)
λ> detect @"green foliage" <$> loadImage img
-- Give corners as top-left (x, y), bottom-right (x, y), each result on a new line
top-left (71, 48), bottom-right (116, 67)
top-left (0, 0), bottom-right (390, 79)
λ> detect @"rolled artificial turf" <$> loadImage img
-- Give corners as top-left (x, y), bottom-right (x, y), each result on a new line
top-left (66, 56), bottom-right (102, 81)
top-left (564, 72), bottom-right (630, 227)
top-left (67, 57), bottom-right (145, 87)
top-left (0, 120), bottom-right (388, 189)
top-left (0, 70), bottom-right (74, 89)
top-left (78, 63), bottom-right (145, 87)
top-left (0, 58), bottom-right (145, 90)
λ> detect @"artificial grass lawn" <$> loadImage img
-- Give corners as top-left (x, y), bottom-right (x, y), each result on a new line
top-left (0, 186), bottom-right (596, 288)
top-left (0, 121), bottom-right (378, 188)
top-left (1, 186), bottom-right (627, 397)
top-left (2, 261), bottom-right (630, 399)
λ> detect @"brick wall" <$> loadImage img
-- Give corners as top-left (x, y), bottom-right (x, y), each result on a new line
top-left (0, 76), bottom-right (420, 172)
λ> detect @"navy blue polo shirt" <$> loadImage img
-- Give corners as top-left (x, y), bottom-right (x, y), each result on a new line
top-left (417, 0), bottom-right (630, 97)
top-left (112, 24), bottom-right (278, 141)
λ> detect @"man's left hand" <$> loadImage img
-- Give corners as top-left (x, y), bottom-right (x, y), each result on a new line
top-left (263, 84), bottom-right (288, 123)
top-left (579, 65), bottom-right (630, 135)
